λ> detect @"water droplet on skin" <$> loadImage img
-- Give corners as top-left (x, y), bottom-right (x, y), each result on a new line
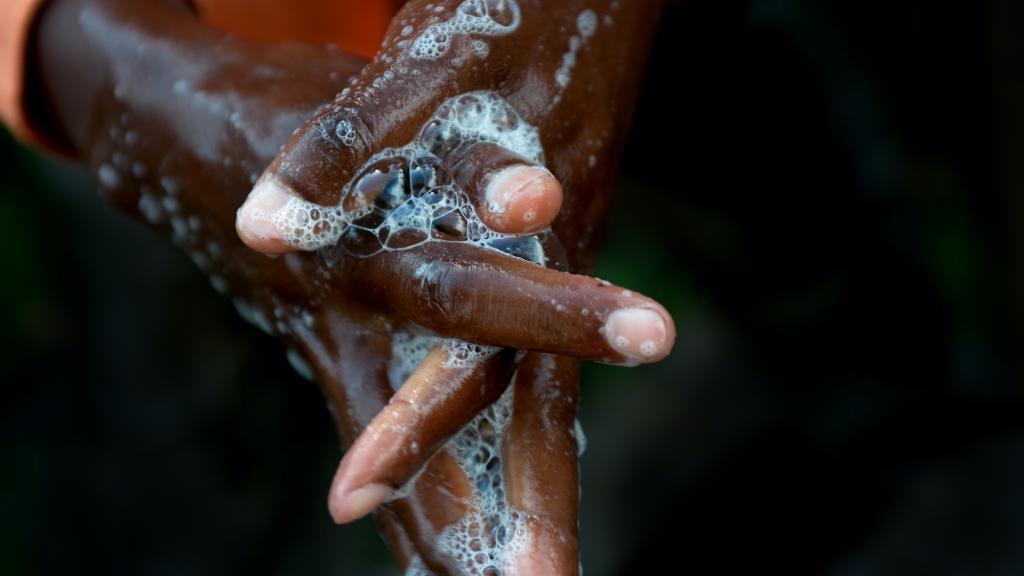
top-left (98, 164), bottom-right (120, 189)
top-left (209, 274), bottom-right (228, 295)
top-left (160, 177), bottom-right (180, 196)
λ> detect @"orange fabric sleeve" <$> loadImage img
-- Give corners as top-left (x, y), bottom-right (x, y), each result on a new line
top-left (191, 0), bottom-right (404, 60)
top-left (3, 0), bottom-right (403, 151)
top-left (1, 0), bottom-right (48, 146)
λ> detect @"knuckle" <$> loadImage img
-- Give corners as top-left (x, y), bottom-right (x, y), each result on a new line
top-left (319, 106), bottom-right (372, 156)
top-left (416, 262), bottom-right (457, 327)
top-left (414, 260), bottom-right (474, 332)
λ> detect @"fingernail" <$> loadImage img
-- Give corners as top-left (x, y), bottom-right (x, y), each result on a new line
top-left (329, 482), bottom-right (391, 524)
top-left (603, 307), bottom-right (670, 364)
top-left (484, 165), bottom-right (563, 233)
top-left (236, 176), bottom-right (292, 253)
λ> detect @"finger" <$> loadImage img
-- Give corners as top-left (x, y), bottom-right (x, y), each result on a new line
top-left (374, 512), bottom-right (418, 572)
top-left (285, 307), bottom-right (480, 570)
top-left (283, 307), bottom-right (395, 443)
top-left (329, 345), bottom-right (517, 524)
top-left (445, 142), bottom-right (563, 234)
top-left (235, 147), bottom-right (563, 253)
top-left (344, 241), bottom-right (676, 366)
top-left (236, 89), bottom-right (558, 254)
top-left (235, 175), bottom-right (297, 255)
top-left (233, 96), bottom-right (379, 254)
top-left (234, 98), bottom-right (415, 254)
top-left (504, 353), bottom-right (582, 575)
top-left (383, 451), bottom-right (477, 574)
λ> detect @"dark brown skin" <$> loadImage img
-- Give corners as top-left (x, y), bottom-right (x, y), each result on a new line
top-left (251, 0), bottom-right (665, 272)
top-left (250, 7), bottom-right (668, 573)
top-left (30, 0), bottom-right (667, 573)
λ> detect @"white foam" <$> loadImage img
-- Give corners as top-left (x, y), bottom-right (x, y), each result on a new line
top-left (388, 331), bottom-right (438, 391)
top-left (552, 10), bottom-right (600, 96)
top-left (573, 417), bottom-right (587, 457)
top-left (433, 381), bottom-right (538, 575)
top-left (443, 339), bottom-right (500, 368)
top-left (270, 91), bottom-right (544, 257)
top-left (137, 192), bottom-right (164, 224)
top-left (97, 164), bottom-right (120, 190)
top-left (409, 0), bottom-right (521, 60)
top-left (577, 9), bottom-right (598, 38)
top-left (404, 555), bottom-right (432, 576)
top-left (385, 334), bottom-right (539, 574)
top-left (639, 340), bottom-right (658, 357)
top-left (334, 118), bottom-right (357, 147)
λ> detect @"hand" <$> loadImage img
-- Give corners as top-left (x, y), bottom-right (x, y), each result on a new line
top-left (31, 0), bottom-right (673, 573)
top-left (225, 1), bottom-right (669, 573)
top-left (236, 0), bottom-right (666, 271)
top-left (233, 1), bottom-right (670, 572)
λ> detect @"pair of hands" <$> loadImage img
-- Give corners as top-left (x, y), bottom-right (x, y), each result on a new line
top-left (32, 0), bottom-right (669, 573)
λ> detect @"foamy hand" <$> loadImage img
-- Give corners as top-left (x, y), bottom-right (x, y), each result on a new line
top-left (348, 351), bottom-right (586, 575)
top-left (234, 1), bottom-right (585, 253)
top-left (33, 0), bottom-right (667, 574)
top-left (235, 0), bottom-right (672, 364)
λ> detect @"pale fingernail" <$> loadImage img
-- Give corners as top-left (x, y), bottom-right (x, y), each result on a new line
top-left (329, 482), bottom-right (391, 524)
top-left (235, 176), bottom-right (292, 253)
top-left (484, 165), bottom-right (563, 233)
top-left (603, 307), bottom-right (671, 364)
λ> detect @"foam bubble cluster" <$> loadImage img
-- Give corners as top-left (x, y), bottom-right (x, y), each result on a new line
top-left (385, 332), bottom-right (529, 575)
top-left (444, 340), bottom-right (501, 368)
top-left (334, 118), bottom-right (357, 147)
top-left (388, 331), bottom-right (439, 390)
top-left (436, 386), bottom-right (526, 575)
top-left (410, 0), bottom-right (521, 60)
top-left (271, 91), bottom-right (544, 258)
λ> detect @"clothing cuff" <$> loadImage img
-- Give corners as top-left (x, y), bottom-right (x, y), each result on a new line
top-left (1, 0), bottom-right (65, 153)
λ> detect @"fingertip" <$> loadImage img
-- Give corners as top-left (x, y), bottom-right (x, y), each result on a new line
top-left (328, 481), bottom-right (392, 524)
top-left (236, 176), bottom-right (298, 254)
top-left (482, 165), bottom-right (563, 233)
top-left (602, 301), bottom-right (676, 366)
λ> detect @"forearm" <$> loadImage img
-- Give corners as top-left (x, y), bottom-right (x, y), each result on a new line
top-left (29, 0), bottom-right (205, 154)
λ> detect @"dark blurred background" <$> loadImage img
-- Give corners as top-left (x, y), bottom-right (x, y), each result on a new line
top-left (3, 1), bottom-right (1024, 574)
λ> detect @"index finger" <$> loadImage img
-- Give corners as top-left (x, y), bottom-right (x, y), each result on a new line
top-left (341, 240), bottom-right (676, 366)
top-left (238, 92), bottom-right (561, 253)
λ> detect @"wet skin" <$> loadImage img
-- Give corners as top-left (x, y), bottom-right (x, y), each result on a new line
top-left (31, 0), bottom-right (668, 573)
